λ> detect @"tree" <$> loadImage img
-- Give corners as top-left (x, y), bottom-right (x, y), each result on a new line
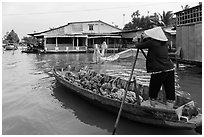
top-left (123, 10), bottom-right (174, 30)
top-left (138, 16), bottom-right (153, 29)
top-left (4, 30), bottom-right (20, 43)
top-left (159, 11), bottom-right (174, 27)
top-left (181, 5), bottom-right (190, 10)
top-left (149, 12), bottom-right (166, 27)
top-left (123, 22), bottom-right (134, 30)
top-left (149, 13), bottom-right (160, 24)
top-left (131, 10), bottom-right (140, 18)
top-left (2, 31), bottom-right (10, 44)
top-left (123, 10), bottom-right (154, 30)
top-left (21, 36), bottom-right (38, 44)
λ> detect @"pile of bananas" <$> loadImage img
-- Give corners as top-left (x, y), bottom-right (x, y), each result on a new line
top-left (63, 67), bottom-right (143, 104)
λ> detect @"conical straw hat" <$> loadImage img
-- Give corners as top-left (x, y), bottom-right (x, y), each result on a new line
top-left (144, 27), bottom-right (168, 41)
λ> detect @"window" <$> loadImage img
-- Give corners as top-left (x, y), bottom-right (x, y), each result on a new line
top-left (58, 37), bottom-right (72, 44)
top-left (176, 5), bottom-right (202, 26)
top-left (89, 25), bottom-right (93, 31)
top-left (46, 38), bottom-right (55, 44)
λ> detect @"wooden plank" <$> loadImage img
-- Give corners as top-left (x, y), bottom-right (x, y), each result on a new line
top-left (178, 27), bottom-right (182, 57)
top-left (181, 26), bottom-right (189, 60)
top-left (176, 27), bottom-right (182, 49)
top-left (188, 25), bottom-right (195, 61)
top-left (194, 23), bottom-right (202, 62)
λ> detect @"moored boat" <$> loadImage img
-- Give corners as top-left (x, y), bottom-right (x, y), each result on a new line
top-left (21, 48), bottom-right (40, 53)
top-left (53, 66), bottom-right (202, 131)
top-left (5, 43), bottom-right (18, 50)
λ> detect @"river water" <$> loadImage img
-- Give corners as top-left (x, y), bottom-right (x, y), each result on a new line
top-left (2, 50), bottom-right (202, 135)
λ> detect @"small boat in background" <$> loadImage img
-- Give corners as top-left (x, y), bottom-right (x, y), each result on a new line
top-left (21, 43), bottom-right (41, 53)
top-left (21, 48), bottom-right (39, 53)
top-left (53, 66), bottom-right (202, 131)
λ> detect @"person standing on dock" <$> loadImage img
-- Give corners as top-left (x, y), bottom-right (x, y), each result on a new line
top-left (135, 27), bottom-right (176, 109)
top-left (101, 41), bottom-right (108, 57)
top-left (92, 44), bottom-right (102, 63)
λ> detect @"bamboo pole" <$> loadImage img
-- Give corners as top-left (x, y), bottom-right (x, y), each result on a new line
top-left (112, 48), bottom-right (140, 135)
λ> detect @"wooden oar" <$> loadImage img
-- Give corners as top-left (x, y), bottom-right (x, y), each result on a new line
top-left (140, 49), bottom-right (147, 59)
top-left (112, 48), bottom-right (140, 135)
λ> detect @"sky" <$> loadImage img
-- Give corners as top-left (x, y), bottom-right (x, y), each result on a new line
top-left (2, 0), bottom-right (200, 39)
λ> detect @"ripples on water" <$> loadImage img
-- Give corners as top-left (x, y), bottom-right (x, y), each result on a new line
top-left (2, 50), bottom-right (201, 135)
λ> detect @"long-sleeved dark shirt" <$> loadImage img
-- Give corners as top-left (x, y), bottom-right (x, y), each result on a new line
top-left (135, 39), bottom-right (174, 73)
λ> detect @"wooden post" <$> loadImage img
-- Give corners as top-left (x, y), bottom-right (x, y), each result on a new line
top-left (85, 38), bottom-right (88, 52)
top-left (77, 37), bottom-right (79, 47)
top-left (44, 37), bottom-right (47, 50)
top-left (55, 37), bottom-right (59, 51)
top-left (56, 37), bottom-right (58, 47)
top-left (72, 37), bottom-right (74, 50)
top-left (85, 38), bottom-right (88, 46)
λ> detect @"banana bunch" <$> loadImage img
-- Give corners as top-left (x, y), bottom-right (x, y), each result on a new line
top-left (64, 66), bottom-right (144, 104)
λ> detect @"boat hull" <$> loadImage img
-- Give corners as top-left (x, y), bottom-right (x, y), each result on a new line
top-left (5, 46), bottom-right (17, 50)
top-left (53, 69), bottom-right (201, 129)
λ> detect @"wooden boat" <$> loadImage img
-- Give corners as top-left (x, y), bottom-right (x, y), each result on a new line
top-left (21, 48), bottom-right (41, 53)
top-left (41, 49), bottom-right (86, 54)
top-left (21, 49), bottom-right (37, 53)
top-left (5, 43), bottom-right (18, 50)
top-left (53, 66), bottom-right (202, 131)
